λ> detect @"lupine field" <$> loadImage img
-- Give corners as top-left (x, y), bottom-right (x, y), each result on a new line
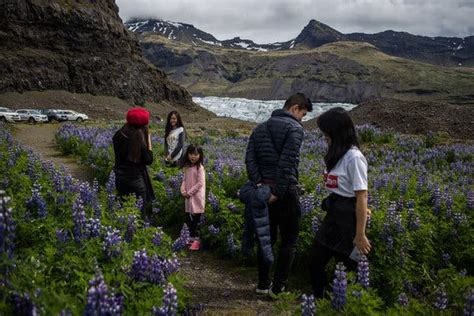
top-left (1, 121), bottom-right (473, 315)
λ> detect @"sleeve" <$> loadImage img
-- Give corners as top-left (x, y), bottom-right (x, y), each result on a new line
top-left (170, 131), bottom-right (185, 159)
top-left (274, 127), bottom-right (304, 198)
top-left (348, 156), bottom-right (368, 191)
top-left (245, 131), bottom-right (262, 184)
top-left (180, 169), bottom-right (186, 194)
top-left (140, 146), bottom-right (154, 165)
top-left (188, 166), bottom-right (205, 196)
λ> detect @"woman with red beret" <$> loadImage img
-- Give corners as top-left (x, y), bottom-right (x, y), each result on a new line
top-left (112, 107), bottom-right (156, 218)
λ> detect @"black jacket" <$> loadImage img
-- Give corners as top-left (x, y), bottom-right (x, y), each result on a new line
top-left (239, 181), bottom-right (273, 265)
top-left (113, 129), bottom-right (155, 203)
top-left (245, 109), bottom-right (304, 198)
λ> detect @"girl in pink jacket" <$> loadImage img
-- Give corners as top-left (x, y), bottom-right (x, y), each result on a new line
top-left (180, 144), bottom-right (206, 250)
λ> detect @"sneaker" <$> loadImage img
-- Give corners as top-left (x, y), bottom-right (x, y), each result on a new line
top-left (269, 285), bottom-right (286, 299)
top-left (255, 282), bottom-right (272, 295)
top-left (189, 240), bottom-right (201, 251)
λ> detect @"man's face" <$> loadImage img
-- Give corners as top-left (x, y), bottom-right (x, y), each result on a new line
top-left (289, 104), bottom-right (307, 122)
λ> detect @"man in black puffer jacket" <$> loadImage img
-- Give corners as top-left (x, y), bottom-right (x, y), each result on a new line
top-left (245, 93), bottom-right (313, 297)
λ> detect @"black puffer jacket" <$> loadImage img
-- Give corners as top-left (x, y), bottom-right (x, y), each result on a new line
top-left (245, 109), bottom-right (304, 198)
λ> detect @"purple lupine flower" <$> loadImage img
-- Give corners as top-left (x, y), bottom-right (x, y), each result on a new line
top-left (416, 176), bottom-right (424, 194)
top-left (86, 218), bottom-right (102, 238)
top-left (453, 213), bottom-right (468, 226)
top-left (152, 283), bottom-right (178, 316)
top-left (129, 250), bottom-right (150, 282)
top-left (311, 216), bottom-right (320, 234)
top-left (442, 252), bottom-right (451, 266)
top-left (59, 308), bottom-right (72, 316)
top-left (103, 228), bottom-right (122, 259)
top-left (332, 262), bottom-right (347, 311)
top-left (431, 187), bottom-right (441, 216)
top-left (208, 191), bottom-right (220, 212)
top-left (464, 288), bottom-right (474, 316)
top-left (84, 272), bottom-right (123, 316)
top-left (165, 186), bottom-right (174, 199)
top-left (135, 197), bottom-right (144, 211)
top-left (467, 191), bottom-right (474, 210)
top-left (0, 195), bottom-right (16, 262)
top-left (152, 228), bottom-right (163, 246)
top-left (407, 205), bottom-right (420, 230)
top-left (154, 171), bottom-right (166, 182)
top-left (56, 229), bottom-right (69, 244)
top-left (357, 256), bottom-right (370, 289)
top-left (208, 225), bottom-right (220, 236)
top-left (301, 294), bottom-right (316, 316)
top-left (172, 224), bottom-right (190, 252)
top-left (162, 254), bottom-right (180, 276)
top-left (105, 171), bottom-right (116, 194)
top-left (227, 203), bottom-right (239, 213)
top-left (72, 198), bottom-right (86, 242)
top-left (434, 286), bottom-right (448, 310)
top-left (148, 254), bottom-right (167, 285)
top-left (398, 292), bottom-right (409, 307)
top-left (26, 183), bottom-right (48, 218)
top-left (10, 292), bottom-right (39, 316)
top-left (300, 194), bottom-right (314, 216)
top-left (125, 215), bottom-right (137, 243)
top-left (227, 233), bottom-right (239, 254)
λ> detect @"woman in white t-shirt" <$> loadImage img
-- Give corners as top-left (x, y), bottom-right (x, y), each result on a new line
top-left (310, 107), bottom-right (371, 298)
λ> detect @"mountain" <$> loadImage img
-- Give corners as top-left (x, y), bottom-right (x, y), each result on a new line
top-left (0, 1), bottom-right (194, 108)
top-left (124, 18), bottom-right (474, 104)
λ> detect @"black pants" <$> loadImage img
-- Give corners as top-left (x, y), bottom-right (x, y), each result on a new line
top-left (310, 240), bottom-right (357, 298)
top-left (186, 213), bottom-right (202, 238)
top-left (257, 187), bottom-right (301, 289)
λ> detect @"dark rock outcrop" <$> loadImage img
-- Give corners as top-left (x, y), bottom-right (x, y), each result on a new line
top-left (0, 0), bottom-right (195, 107)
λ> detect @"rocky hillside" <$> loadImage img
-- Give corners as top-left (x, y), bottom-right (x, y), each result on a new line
top-left (0, 0), bottom-right (195, 108)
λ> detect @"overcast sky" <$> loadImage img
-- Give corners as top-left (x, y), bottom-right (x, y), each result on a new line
top-left (116, 0), bottom-right (474, 44)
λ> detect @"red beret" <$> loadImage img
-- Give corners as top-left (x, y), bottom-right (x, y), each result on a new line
top-left (126, 107), bottom-right (150, 125)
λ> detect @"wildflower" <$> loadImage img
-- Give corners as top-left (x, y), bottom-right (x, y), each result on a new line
top-left (301, 294), bottom-right (316, 316)
top-left (332, 262), bottom-right (347, 311)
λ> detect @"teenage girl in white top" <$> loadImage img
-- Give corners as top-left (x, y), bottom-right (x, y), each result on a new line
top-left (164, 111), bottom-right (185, 166)
top-left (310, 107), bottom-right (371, 298)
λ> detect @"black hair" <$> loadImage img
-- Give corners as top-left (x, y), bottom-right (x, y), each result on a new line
top-left (121, 123), bottom-right (148, 163)
top-left (165, 111), bottom-right (185, 139)
top-left (317, 107), bottom-right (359, 171)
top-left (283, 92), bottom-right (313, 112)
top-left (183, 144), bottom-right (204, 168)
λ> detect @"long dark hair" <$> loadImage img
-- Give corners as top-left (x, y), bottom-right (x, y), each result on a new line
top-left (165, 111), bottom-right (185, 139)
top-left (121, 123), bottom-right (148, 163)
top-left (317, 107), bottom-right (359, 171)
top-left (182, 144), bottom-right (204, 168)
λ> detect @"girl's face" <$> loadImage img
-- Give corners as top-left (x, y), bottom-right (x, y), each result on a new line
top-left (188, 152), bottom-right (200, 164)
top-left (170, 114), bottom-right (178, 127)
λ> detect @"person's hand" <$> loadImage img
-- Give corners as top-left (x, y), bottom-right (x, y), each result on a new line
top-left (366, 208), bottom-right (371, 216)
top-left (353, 234), bottom-right (371, 255)
top-left (147, 133), bottom-right (152, 150)
top-left (268, 194), bottom-right (278, 205)
top-left (165, 155), bottom-right (171, 161)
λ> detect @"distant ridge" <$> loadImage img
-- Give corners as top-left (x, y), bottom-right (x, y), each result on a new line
top-left (126, 18), bottom-right (474, 66)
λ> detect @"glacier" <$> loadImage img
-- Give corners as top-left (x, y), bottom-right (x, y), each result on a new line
top-left (193, 96), bottom-right (357, 123)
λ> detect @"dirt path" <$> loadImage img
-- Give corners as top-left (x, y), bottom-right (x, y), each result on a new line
top-left (10, 123), bottom-right (282, 315)
top-left (11, 123), bottom-right (95, 183)
top-left (180, 251), bottom-right (280, 315)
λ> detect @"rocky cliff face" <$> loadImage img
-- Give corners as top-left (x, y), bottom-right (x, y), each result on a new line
top-left (0, 0), bottom-right (195, 107)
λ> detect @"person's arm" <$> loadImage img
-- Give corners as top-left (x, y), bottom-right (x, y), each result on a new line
top-left (245, 132), bottom-right (262, 184)
top-left (353, 190), bottom-right (371, 254)
top-left (140, 146), bottom-right (154, 165)
top-left (170, 131), bottom-right (185, 160)
top-left (187, 166), bottom-right (205, 196)
top-left (181, 169), bottom-right (189, 197)
top-left (164, 136), bottom-right (169, 160)
top-left (274, 127), bottom-right (304, 198)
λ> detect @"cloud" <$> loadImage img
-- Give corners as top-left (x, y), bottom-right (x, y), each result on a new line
top-left (116, 0), bottom-right (474, 43)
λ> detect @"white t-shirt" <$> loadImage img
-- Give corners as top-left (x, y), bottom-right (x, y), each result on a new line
top-left (323, 147), bottom-right (368, 197)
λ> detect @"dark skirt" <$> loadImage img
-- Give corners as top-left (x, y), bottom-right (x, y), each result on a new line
top-left (115, 166), bottom-right (155, 204)
top-left (315, 193), bottom-right (356, 256)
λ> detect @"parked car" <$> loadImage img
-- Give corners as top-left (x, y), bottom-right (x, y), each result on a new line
top-left (0, 107), bottom-right (21, 122)
top-left (15, 109), bottom-right (48, 123)
top-left (55, 110), bottom-right (89, 122)
top-left (39, 109), bottom-right (64, 122)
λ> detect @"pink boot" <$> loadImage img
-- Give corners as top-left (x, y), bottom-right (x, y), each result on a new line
top-left (189, 239), bottom-right (201, 251)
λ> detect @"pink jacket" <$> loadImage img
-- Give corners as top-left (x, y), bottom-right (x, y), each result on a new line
top-left (180, 165), bottom-right (206, 213)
